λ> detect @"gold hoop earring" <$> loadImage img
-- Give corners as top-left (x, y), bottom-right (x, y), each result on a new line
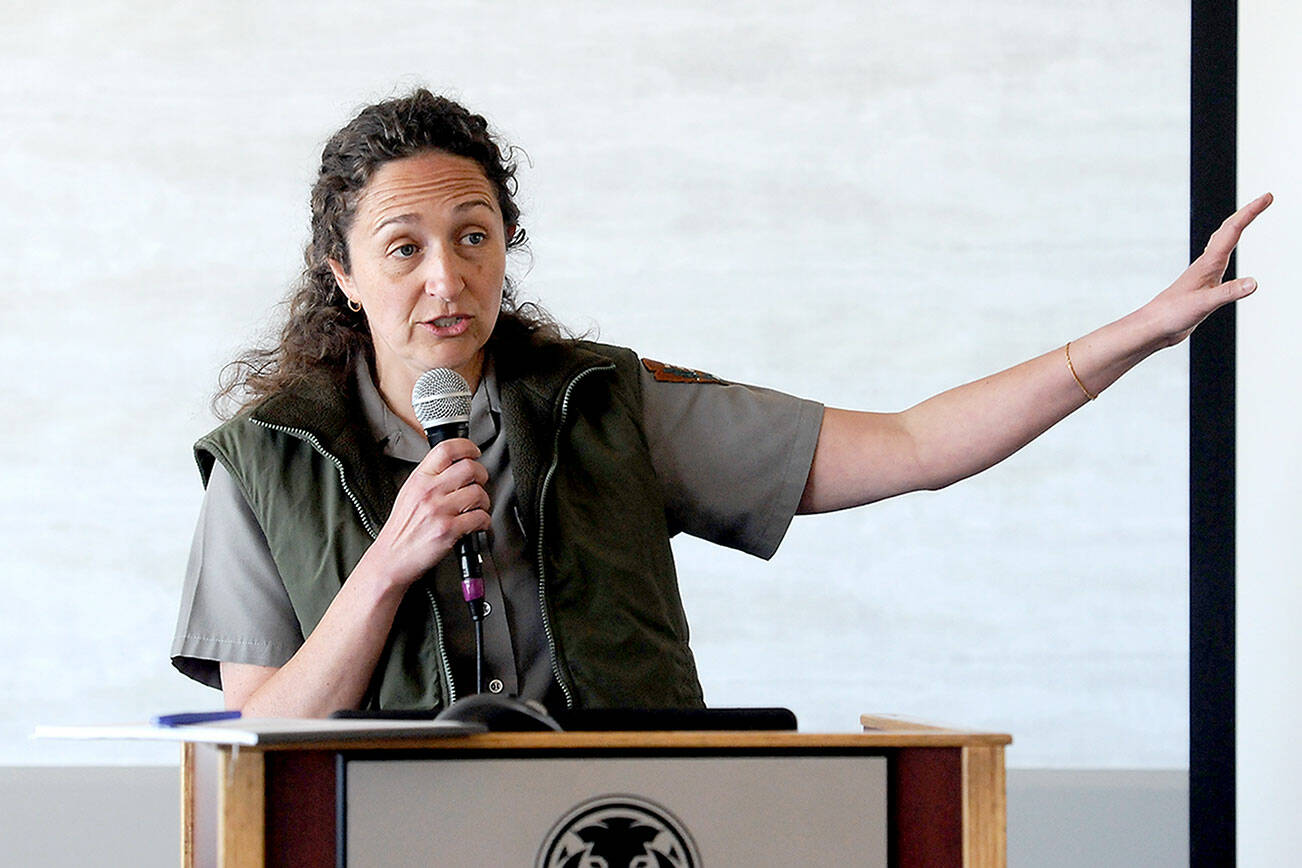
top-left (347, 297), bottom-right (362, 313)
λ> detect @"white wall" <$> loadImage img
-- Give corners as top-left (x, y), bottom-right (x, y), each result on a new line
top-left (3, 1), bottom-right (1191, 769)
top-left (1237, 0), bottom-right (1302, 862)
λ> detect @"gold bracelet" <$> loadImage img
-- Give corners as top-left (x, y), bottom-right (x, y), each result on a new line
top-left (1065, 342), bottom-right (1097, 401)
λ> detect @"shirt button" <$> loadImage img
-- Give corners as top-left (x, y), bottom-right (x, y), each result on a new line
top-left (488, 679), bottom-right (504, 694)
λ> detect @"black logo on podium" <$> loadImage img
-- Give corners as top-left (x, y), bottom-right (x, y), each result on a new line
top-left (537, 794), bottom-right (699, 868)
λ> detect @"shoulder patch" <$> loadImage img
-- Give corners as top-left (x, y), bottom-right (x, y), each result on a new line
top-left (641, 358), bottom-right (727, 385)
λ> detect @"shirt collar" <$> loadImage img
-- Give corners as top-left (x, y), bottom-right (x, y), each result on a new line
top-left (354, 356), bottom-right (501, 463)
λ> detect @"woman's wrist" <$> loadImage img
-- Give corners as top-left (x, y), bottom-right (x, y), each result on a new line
top-left (349, 545), bottom-right (422, 603)
top-left (1067, 305), bottom-right (1168, 400)
top-left (1132, 290), bottom-right (1193, 352)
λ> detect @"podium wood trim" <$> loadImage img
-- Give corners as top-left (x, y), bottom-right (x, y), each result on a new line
top-left (181, 743), bottom-right (195, 868)
top-left (183, 718), bottom-right (1010, 867)
top-left (962, 745), bottom-right (1007, 868)
top-left (218, 748), bottom-right (264, 867)
top-left (202, 726), bottom-right (1010, 754)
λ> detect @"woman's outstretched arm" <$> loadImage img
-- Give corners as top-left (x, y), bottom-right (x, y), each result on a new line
top-left (799, 193), bottom-right (1273, 514)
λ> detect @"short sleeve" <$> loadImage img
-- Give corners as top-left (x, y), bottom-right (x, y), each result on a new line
top-left (639, 361), bottom-right (824, 559)
top-left (170, 462), bottom-right (305, 688)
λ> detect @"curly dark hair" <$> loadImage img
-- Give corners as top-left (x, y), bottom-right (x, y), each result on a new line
top-left (216, 88), bottom-right (557, 415)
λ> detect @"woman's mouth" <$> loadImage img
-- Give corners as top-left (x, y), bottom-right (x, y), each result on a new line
top-left (421, 315), bottom-right (472, 337)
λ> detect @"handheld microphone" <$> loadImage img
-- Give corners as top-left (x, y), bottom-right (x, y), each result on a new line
top-left (411, 369), bottom-right (487, 624)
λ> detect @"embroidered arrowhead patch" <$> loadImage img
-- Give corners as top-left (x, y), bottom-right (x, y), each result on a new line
top-left (641, 358), bottom-right (727, 385)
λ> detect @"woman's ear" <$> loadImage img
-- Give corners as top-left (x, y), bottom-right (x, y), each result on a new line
top-left (327, 258), bottom-right (355, 300)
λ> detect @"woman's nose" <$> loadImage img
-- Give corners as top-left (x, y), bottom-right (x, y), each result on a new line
top-left (422, 244), bottom-right (464, 300)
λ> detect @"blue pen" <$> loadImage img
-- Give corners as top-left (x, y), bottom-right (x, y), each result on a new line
top-left (153, 711), bottom-right (242, 727)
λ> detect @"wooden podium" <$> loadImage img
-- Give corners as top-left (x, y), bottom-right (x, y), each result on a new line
top-left (181, 715), bottom-right (1010, 867)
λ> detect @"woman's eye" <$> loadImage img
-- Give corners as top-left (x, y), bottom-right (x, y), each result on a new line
top-left (392, 243), bottom-right (418, 258)
top-left (462, 232), bottom-right (487, 246)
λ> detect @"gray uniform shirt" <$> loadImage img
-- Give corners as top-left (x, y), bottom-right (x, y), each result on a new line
top-left (172, 356), bottom-right (823, 702)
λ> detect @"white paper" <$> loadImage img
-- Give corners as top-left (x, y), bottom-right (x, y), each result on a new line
top-left (33, 717), bottom-right (483, 746)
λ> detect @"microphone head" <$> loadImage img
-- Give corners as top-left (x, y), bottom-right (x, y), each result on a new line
top-left (412, 368), bottom-right (472, 430)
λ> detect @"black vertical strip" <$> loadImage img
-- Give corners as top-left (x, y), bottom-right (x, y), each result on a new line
top-left (1189, 1), bottom-right (1237, 866)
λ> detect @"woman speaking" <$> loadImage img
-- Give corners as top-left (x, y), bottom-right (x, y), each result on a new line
top-left (171, 88), bottom-right (1271, 718)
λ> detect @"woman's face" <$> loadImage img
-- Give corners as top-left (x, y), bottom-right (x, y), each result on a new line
top-left (329, 150), bottom-right (508, 409)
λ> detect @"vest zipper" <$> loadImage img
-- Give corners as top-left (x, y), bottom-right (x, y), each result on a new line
top-left (250, 420), bottom-right (381, 538)
top-left (423, 586), bottom-right (457, 705)
top-left (535, 362), bottom-right (615, 710)
top-left (249, 418), bottom-right (458, 707)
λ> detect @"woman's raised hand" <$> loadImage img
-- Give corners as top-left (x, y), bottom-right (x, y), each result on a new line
top-left (1144, 192), bottom-right (1273, 348)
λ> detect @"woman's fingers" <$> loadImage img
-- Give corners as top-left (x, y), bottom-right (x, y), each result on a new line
top-left (440, 479), bottom-right (492, 524)
top-left (414, 438), bottom-right (483, 477)
top-left (1227, 275), bottom-right (1260, 301)
top-left (402, 442), bottom-right (491, 523)
top-left (416, 452), bottom-right (488, 496)
top-left (367, 438), bottom-right (493, 584)
top-left (1202, 192), bottom-right (1273, 265)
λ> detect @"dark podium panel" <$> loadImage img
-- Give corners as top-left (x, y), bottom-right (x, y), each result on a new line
top-left (181, 715), bottom-right (1010, 867)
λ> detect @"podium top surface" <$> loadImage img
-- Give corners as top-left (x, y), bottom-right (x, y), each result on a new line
top-left (190, 715), bottom-right (1011, 752)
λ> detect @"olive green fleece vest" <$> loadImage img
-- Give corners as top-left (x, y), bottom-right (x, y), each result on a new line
top-left (195, 334), bottom-right (705, 711)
